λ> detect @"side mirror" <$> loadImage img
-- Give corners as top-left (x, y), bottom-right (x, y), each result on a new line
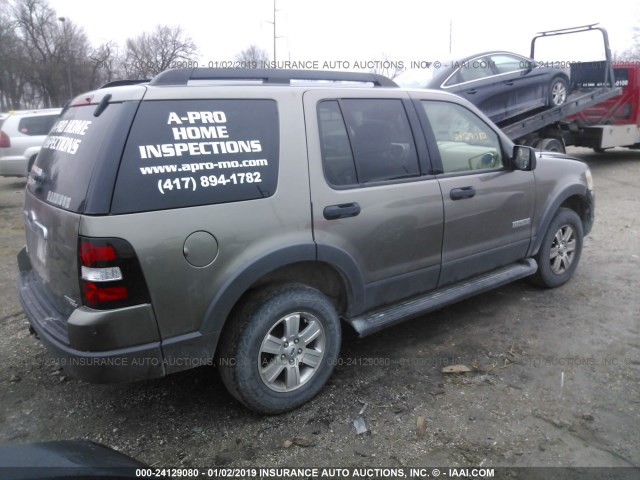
top-left (512, 145), bottom-right (536, 171)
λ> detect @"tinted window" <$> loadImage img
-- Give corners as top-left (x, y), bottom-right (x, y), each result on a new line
top-left (18, 114), bottom-right (59, 135)
top-left (491, 54), bottom-right (526, 74)
top-left (111, 99), bottom-right (279, 214)
top-left (457, 57), bottom-right (495, 83)
top-left (422, 101), bottom-right (503, 174)
top-left (318, 101), bottom-right (357, 186)
top-left (318, 99), bottom-right (420, 186)
top-left (27, 103), bottom-right (137, 213)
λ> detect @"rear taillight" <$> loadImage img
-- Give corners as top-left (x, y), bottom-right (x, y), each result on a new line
top-left (78, 237), bottom-right (151, 310)
top-left (0, 130), bottom-right (10, 148)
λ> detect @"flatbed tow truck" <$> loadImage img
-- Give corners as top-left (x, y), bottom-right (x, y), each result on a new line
top-left (497, 24), bottom-right (640, 154)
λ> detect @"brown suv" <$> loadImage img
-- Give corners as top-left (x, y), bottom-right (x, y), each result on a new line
top-left (17, 69), bottom-right (593, 413)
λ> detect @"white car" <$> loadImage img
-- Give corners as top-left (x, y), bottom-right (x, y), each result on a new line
top-left (0, 108), bottom-right (62, 177)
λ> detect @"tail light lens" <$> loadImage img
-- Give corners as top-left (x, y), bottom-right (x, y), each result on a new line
top-left (0, 130), bottom-right (10, 148)
top-left (78, 237), bottom-right (151, 310)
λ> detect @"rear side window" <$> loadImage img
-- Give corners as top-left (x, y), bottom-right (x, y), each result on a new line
top-left (18, 114), bottom-right (59, 135)
top-left (111, 99), bottom-right (279, 214)
top-left (318, 99), bottom-right (420, 186)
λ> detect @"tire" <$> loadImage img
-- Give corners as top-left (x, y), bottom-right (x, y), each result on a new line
top-left (217, 283), bottom-right (341, 414)
top-left (528, 138), bottom-right (542, 148)
top-left (537, 137), bottom-right (565, 153)
top-left (549, 76), bottom-right (568, 107)
top-left (531, 208), bottom-right (584, 288)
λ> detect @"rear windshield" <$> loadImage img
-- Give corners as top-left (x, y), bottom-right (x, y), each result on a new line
top-left (27, 102), bottom-right (138, 213)
top-left (111, 99), bottom-right (279, 214)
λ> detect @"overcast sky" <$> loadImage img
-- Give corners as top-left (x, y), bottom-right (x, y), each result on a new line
top-left (48, 0), bottom-right (639, 69)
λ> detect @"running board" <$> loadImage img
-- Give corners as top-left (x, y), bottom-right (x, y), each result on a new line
top-left (348, 259), bottom-right (538, 337)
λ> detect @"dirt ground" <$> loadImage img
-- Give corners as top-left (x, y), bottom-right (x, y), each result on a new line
top-left (0, 147), bottom-right (638, 472)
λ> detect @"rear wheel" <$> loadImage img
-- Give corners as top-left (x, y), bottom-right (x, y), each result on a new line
top-left (531, 208), bottom-right (584, 288)
top-left (537, 137), bottom-right (565, 153)
top-left (218, 283), bottom-right (341, 414)
top-left (549, 77), bottom-right (568, 107)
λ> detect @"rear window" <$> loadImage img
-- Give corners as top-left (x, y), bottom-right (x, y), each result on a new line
top-left (18, 114), bottom-right (59, 136)
top-left (27, 102), bottom-right (139, 213)
top-left (111, 99), bottom-right (279, 214)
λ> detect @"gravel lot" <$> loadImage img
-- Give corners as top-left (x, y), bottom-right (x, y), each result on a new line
top-left (1, 147), bottom-right (638, 473)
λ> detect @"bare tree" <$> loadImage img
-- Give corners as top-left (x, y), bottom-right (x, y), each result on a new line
top-left (235, 45), bottom-right (269, 66)
top-left (11, 0), bottom-right (64, 107)
top-left (620, 25), bottom-right (640, 60)
top-left (0, 1), bottom-right (26, 110)
top-left (87, 41), bottom-right (120, 86)
top-left (123, 25), bottom-right (198, 79)
top-left (0, 0), bottom-right (119, 109)
top-left (9, 0), bottom-right (97, 107)
top-left (368, 53), bottom-right (405, 79)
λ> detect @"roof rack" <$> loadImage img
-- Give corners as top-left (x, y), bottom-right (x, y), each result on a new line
top-left (149, 68), bottom-right (398, 87)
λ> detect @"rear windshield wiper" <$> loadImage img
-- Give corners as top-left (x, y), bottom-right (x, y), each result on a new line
top-left (94, 94), bottom-right (112, 117)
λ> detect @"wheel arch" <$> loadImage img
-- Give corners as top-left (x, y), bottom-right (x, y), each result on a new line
top-left (528, 186), bottom-right (593, 257)
top-left (200, 244), bottom-right (364, 341)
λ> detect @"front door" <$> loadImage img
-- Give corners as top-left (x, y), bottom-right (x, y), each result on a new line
top-left (417, 98), bottom-right (536, 286)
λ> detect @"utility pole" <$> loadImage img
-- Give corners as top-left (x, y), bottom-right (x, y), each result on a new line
top-left (273, 1), bottom-right (277, 62)
top-left (58, 17), bottom-right (73, 100)
top-left (266, 0), bottom-right (284, 62)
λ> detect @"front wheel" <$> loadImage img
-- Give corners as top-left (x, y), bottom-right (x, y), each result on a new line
top-left (531, 208), bottom-right (584, 288)
top-left (218, 283), bottom-right (341, 414)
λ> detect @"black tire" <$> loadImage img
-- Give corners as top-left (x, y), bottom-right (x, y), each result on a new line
top-left (528, 138), bottom-right (542, 148)
top-left (537, 137), bottom-right (565, 153)
top-left (531, 208), bottom-right (584, 288)
top-left (549, 76), bottom-right (568, 107)
top-left (217, 283), bottom-right (341, 414)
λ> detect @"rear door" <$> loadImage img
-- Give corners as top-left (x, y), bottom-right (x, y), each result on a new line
top-left (303, 89), bottom-right (444, 313)
top-left (415, 96), bottom-right (535, 286)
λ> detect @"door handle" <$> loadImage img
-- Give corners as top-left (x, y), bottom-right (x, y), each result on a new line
top-left (466, 89), bottom-right (477, 95)
top-left (504, 81), bottom-right (515, 86)
top-left (450, 187), bottom-right (476, 200)
top-left (323, 202), bottom-right (361, 220)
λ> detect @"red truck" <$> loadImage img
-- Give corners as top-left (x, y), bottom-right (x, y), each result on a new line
top-left (563, 62), bottom-right (640, 152)
top-left (499, 25), bottom-right (640, 154)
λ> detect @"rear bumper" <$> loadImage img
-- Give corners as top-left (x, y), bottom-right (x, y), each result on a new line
top-left (17, 246), bottom-right (165, 383)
